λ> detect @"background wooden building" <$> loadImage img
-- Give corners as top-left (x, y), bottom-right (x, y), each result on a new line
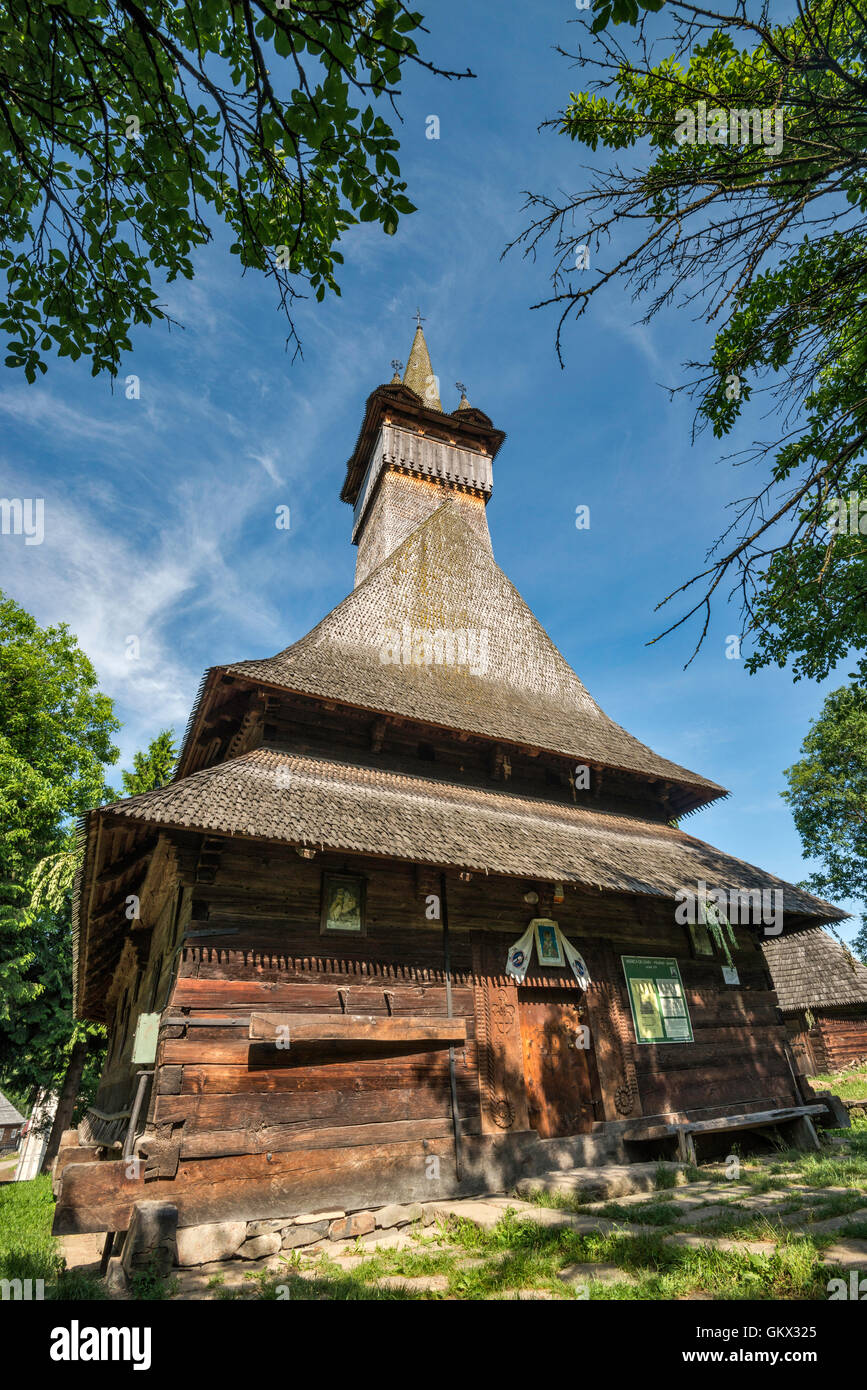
top-left (764, 927), bottom-right (867, 1075)
top-left (55, 327), bottom-right (846, 1240)
top-left (0, 1090), bottom-right (23, 1154)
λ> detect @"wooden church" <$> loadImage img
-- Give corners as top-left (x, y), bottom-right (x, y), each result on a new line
top-left (55, 325), bottom-right (847, 1240)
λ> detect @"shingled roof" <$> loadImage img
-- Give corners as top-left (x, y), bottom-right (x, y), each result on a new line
top-left (763, 927), bottom-right (867, 1013)
top-left (0, 1090), bottom-right (24, 1127)
top-left (207, 502), bottom-right (726, 810)
top-left (95, 746), bottom-right (841, 921)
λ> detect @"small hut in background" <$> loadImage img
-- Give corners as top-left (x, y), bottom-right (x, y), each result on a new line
top-left (764, 927), bottom-right (867, 1075)
top-left (0, 1091), bottom-right (24, 1154)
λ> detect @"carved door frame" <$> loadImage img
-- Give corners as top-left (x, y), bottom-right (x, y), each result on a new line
top-left (472, 933), bottom-right (643, 1132)
top-left (472, 935), bottom-right (530, 1135)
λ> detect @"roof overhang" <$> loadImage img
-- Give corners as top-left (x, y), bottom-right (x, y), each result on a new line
top-left (175, 665), bottom-right (726, 815)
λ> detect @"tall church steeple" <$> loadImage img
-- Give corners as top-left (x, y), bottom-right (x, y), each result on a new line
top-left (340, 323), bottom-right (506, 586)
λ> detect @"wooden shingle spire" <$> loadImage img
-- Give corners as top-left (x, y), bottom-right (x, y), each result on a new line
top-left (403, 318), bottom-right (442, 410)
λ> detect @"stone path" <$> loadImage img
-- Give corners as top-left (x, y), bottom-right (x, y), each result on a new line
top-left (559, 1262), bottom-right (637, 1288)
top-left (423, 1175), bottom-right (867, 1273)
top-left (60, 1231), bottom-right (106, 1273)
top-left (515, 1161), bottom-right (687, 1202)
top-left (164, 1171), bottom-right (867, 1298)
top-left (0, 1156), bottom-right (19, 1185)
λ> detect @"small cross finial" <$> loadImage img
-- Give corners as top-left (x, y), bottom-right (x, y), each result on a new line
top-left (455, 380), bottom-right (467, 397)
top-left (391, 359), bottom-right (403, 374)
top-left (413, 307), bottom-right (426, 329)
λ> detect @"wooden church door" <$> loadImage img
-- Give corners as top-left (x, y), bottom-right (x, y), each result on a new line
top-left (518, 988), bottom-right (598, 1137)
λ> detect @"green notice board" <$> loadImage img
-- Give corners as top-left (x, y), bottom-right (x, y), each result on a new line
top-left (621, 956), bottom-right (693, 1044)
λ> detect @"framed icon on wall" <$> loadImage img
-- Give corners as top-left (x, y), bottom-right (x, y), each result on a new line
top-left (320, 872), bottom-right (366, 935)
top-left (533, 918), bottom-right (565, 968)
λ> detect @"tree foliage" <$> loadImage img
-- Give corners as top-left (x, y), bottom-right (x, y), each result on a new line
top-left (783, 681), bottom-right (867, 960)
top-left (2, 718), bottom-right (180, 1102)
top-left (0, 588), bottom-right (176, 1102)
top-left (0, 1), bottom-right (470, 380)
top-left (118, 727), bottom-right (176, 796)
top-left (2, 827), bottom-right (104, 1104)
top-left (0, 590), bottom-right (119, 1028)
top-left (512, 0), bottom-right (867, 680)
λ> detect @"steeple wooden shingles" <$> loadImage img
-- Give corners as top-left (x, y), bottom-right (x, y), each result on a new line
top-left (218, 503), bottom-right (727, 808)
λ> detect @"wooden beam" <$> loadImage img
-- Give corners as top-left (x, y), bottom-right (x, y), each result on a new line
top-left (248, 1012), bottom-right (466, 1045)
top-left (54, 1136), bottom-right (461, 1235)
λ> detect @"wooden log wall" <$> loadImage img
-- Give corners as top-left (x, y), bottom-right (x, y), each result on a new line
top-left (59, 832), bottom-right (805, 1231)
top-left (142, 837), bottom-right (800, 1159)
top-left (251, 689), bottom-right (679, 823)
top-left (147, 840), bottom-right (481, 1174)
top-left (813, 1011), bottom-right (867, 1073)
top-left (785, 1009), bottom-right (867, 1075)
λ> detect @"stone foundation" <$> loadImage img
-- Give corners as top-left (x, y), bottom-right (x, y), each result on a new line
top-left (173, 1201), bottom-right (428, 1267)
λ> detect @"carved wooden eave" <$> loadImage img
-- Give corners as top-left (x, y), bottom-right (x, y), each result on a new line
top-left (226, 698), bottom-right (265, 761)
top-left (105, 932), bottom-right (152, 1018)
top-left (76, 829), bottom-right (179, 1022)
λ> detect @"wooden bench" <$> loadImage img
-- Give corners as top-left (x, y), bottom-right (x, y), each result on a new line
top-left (621, 1103), bottom-right (828, 1163)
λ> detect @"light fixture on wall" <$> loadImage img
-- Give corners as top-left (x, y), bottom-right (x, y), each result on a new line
top-left (523, 890), bottom-right (539, 905)
top-left (553, 882), bottom-right (565, 904)
top-left (296, 847), bottom-right (317, 859)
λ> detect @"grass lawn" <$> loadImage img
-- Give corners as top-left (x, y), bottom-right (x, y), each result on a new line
top-left (220, 1213), bottom-right (835, 1302)
top-left (0, 1175), bottom-right (105, 1299)
top-left (812, 1066), bottom-right (867, 1102)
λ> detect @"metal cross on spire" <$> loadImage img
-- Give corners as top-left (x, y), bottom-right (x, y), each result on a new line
top-left (391, 359), bottom-right (404, 374)
top-left (455, 381), bottom-right (467, 397)
top-left (413, 308), bottom-right (426, 329)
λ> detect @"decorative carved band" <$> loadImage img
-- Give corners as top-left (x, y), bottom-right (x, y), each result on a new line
top-left (472, 936), bottom-right (528, 1133)
top-left (583, 940), bottom-right (642, 1122)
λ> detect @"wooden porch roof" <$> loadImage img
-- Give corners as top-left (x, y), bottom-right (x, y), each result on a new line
top-left (84, 743), bottom-right (842, 918)
top-left (763, 927), bottom-right (867, 1013)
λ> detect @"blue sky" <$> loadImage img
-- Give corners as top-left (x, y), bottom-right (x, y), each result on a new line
top-left (2, 0), bottom-right (857, 937)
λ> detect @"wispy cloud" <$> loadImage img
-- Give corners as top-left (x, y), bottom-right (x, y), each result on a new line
top-left (248, 450), bottom-right (285, 487)
top-left (0, 387), bottom-right (130, 445)
top-left (597, 303), bottom-right (667, 375)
